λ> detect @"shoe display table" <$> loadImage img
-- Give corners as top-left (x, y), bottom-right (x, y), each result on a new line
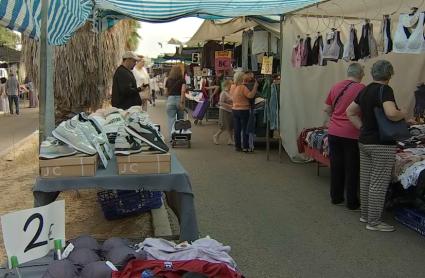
top-left (33, 154), bottom-right (199, 242)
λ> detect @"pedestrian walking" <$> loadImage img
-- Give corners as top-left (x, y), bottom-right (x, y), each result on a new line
top-left (213, 79), bottom-right (234, 145)
top-left (5, 73), bottom-right (20, 115)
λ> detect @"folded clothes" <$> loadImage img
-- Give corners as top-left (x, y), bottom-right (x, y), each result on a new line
top-left (106, 245), bottom-right (147, 266)
top-left (80, 261), bottom-right (113, 278)
top-left (68, 248), bottom-right (101, 268)
top-left (102, 237), bottom-right (130, 253)
top-left (69, 235), bottom-right (100, 251)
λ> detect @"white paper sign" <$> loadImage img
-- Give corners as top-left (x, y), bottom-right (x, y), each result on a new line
top-left (1, 200), bottom-right (65, 267)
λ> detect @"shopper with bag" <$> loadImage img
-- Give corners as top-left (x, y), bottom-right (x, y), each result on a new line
top-left (347, 60), bottom-right (407, 232)
top-left (165, 65), bottom-right (186, 138)
top-left (324, 63), bottom-right (365, 210)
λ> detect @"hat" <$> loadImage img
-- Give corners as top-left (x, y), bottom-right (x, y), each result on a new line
top-left (122, 51), bottom-right (141, 61)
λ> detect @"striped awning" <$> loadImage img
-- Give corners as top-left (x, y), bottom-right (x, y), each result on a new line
top-left (0, 0), bottom-right (320, 45)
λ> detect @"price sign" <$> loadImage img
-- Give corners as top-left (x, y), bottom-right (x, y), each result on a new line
top-left (215, 51), bottom-right (232, 58)
top-left (192, 53), bottom-right (200, 63)
top-left (1, 200), bottom-right (65, 267)
top-left (215, 57), bottom-right (231, 71)
top-left (261, 56), bottom-right (274, 75)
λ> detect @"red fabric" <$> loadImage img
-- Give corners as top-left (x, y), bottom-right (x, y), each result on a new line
top-left (325, 80), bottom-right (365, 139)
top-left (112, 259), bottom-right (243, 278)
top-left (298, 127), bottom-right (325, 153)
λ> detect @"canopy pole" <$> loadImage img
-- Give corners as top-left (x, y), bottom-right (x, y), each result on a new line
top-left (39, 0), bottom-right (55, 142)
top-left (278, 14), bottom-right (284, 163)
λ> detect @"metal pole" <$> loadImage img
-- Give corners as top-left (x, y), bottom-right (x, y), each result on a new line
top-left (278, 14), bottom-right (284, 163)
top-left (266, 31), bottom-right (271, 161)
top-left (39, 0), bottom-right (55, 141)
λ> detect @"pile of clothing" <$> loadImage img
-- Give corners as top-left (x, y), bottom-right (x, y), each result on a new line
top-left (42, 236), bottom-right (243, 278)
top-left (298, 127), bottom-right (329, 157)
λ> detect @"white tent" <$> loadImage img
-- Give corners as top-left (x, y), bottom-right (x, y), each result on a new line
top-left (279, 0), bottom-right (425, 161)
top-left (187, 17), bottom-right (281, 46)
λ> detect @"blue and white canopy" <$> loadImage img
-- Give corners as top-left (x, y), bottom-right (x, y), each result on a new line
top-left (0, 0), bottom-right (321, 45)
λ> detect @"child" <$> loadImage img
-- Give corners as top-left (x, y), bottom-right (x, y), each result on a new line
top-left (213, 79), bottom-right (234, 145)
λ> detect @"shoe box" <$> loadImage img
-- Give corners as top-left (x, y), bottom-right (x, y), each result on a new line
top-left (39, 155), bottom-right (98, 178)
top-left (116, 152), bottom-right (171, 175)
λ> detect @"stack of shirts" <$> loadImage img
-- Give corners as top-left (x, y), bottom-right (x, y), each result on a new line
top-left (113, 237), bottom-right (243, 278)
top-left (305, 128), bottom-right (329, 157)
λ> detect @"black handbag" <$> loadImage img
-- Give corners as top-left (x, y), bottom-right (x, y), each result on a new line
top-left (174, 120), bottom-right (191, 130)
top-left (373, 85), bottom-right (410, 142)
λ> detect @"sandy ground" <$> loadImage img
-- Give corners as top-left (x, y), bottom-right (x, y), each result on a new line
top-left (0, 134), bottom-right (153, 264)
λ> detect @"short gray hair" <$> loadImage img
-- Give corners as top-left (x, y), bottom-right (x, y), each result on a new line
top-left (233, 71), bottom-right (244, 85)
top-left (371, 60), bottom-right (394, 81)
top-left (347, 63), bottom-right (364, 79)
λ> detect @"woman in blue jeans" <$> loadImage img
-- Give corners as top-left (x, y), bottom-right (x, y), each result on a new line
top-left (165, 65), bottom-right (186, 139)
top-left (230, 71), bottom-right (258, 152)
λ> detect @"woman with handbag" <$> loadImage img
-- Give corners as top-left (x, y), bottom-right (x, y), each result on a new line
top-left (347, 60), bottom-right (407, 232)
top-left (165, 65), bottom-right (186, 139)
top-left (324, 63), bottom-right (365, 210)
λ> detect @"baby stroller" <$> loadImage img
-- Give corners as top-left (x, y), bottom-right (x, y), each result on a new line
top-left (171, 110), bottom-right (192, 148)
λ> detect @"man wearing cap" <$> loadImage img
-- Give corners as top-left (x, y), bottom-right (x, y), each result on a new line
top-left (111, 51), bottom-right (147, 109)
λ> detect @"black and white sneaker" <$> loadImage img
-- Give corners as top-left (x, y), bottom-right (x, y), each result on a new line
top-left (125, 121), bottom-right (169, 153)
top-left (114, 128), bottom-right (143, 156)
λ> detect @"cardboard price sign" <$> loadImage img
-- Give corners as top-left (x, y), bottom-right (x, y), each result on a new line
top-left (215, 57), bottom-right (231, 71)
top-left (215, 51), bottom-right (232, 58)
top-left (1, 201), bottom-right (65, 267)
top-left (261, 56), bottom-right (274, 75)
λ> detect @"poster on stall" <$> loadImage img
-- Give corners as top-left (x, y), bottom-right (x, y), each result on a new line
top-left (261, 56), bottom-right (274, 75)
top-left (1, 200), bottom-right (65, 267)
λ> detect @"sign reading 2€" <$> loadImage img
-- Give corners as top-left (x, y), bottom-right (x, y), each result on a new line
top-left (1, 200), bottom-right (65, 267)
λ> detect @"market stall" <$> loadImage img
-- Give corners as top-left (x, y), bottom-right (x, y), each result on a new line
top-left (279, 0), bottom-right (425, 235)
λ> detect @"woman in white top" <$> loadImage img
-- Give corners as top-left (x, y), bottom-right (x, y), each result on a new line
top-left (132, 57), bottom-right (150, 111)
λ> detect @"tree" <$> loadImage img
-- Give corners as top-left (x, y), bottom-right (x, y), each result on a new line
top-left (22, 19), bottom-right (141, 122)
top-left (125, 20), bottom-right (141, 51)
top-left (0, 26), bottom-right (20, 47)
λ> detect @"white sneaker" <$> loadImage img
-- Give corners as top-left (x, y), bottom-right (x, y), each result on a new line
top-left (52, 121), bottom-right (97, 155)
top-left (103, 112), bottom-right (125, 134)
top-left (360, 217), bottom-right (367, 223)
top-left (366, 222), bottom-right (396, 232)
top-left (70, 117), bottom-right (106, 145)
top-left (40, 137), bottom-right (77, 159)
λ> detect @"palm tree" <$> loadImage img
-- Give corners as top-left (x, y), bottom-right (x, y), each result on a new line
top-left (22, 19), bottom-right (141, 122)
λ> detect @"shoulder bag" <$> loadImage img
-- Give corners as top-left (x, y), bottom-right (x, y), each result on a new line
top-left (331, 81), bottom-right (355, 111)
top-left (373, 85), bottom-right (410, 142)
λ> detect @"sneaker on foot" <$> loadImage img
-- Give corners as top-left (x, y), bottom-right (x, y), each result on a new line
top-left (366, 222), bottom-right (396, 232)
top-left (213, 134), bottom-right (219, 145)
top-left (360, 217), bottom-right (367, 223)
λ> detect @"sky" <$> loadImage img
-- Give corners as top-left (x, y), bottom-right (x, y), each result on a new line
top-left (135, 17), bottom-right (204, 58)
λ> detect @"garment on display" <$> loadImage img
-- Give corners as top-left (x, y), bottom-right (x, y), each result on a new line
top-left (394, 11), bottom-right (425, 54)
top-left (311, 34), bottom-right (324, 66)
top-left (201, 40), bottom-right (222, 69)
top-left (301, 35), bottom-right (313, 66)
top-left (291, 36), bottom-right (304, 68)
top-left (380, 15), bottom-right (393, 54)
top-left (322, 30), bottom-right (344, 63)
top-left (343, 25), bottom-right (360, 62)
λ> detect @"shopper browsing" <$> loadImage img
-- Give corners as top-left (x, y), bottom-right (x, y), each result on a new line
top-left (133, 56), bottom-right (151, 111)
top-left (112, 51), bottom-right (146, 110)
top-left (213, 80), bottom-right (234, 145)
top-left (231, 71), bottom-right (258, 152)
top-left (347, 60), bottom-right (406, 232)
top-left (324, 63), bottom-right (365, 210)
top-left (5, 72), bottom-right (20, 115)
top-left (165, 65), bottom-right (187, 139)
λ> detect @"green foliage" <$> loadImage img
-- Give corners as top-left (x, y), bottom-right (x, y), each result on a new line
top-left (0, 27), bottom-right (20, 47)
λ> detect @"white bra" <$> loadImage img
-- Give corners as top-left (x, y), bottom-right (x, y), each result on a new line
top-left (393, 12), bottom-right (425, 53)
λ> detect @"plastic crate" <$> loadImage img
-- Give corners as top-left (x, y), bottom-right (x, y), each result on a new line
top-left (394, 208), bottom-right (425, 236)
top-left (97, 190), bottom-right (162, 220)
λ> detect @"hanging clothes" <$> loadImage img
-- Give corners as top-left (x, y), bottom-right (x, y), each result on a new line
top-left (242, 31), bottom-right (250, 70)
top-left (265, 83), bottom-right (280, 130)
top-left (202, 41), bottom-right (222, 69)
top-left (336, 31), bottom-right (344, 59)
top-left (311, 34), bottom-right (324, 66)
top-left (343, 26), bottom-right (360, 62)
top-left (322, 31), bottom-right (341, 63)
top-left (359, 23), bottom-right (371, 59)
top-left (291, 38), bottom-right (304, 68)
top-left (414, 83), bottom-right (425, 118)
top-left (379, 16), bottom-right (393, 54)
top-left (234, 45), bottom-right (243, 68)
top-left (393, 11), bottom-right (425, 54)
top-left (301, 36), bottom-right (313, 66)
top-left (368, 23), bottom-right (379, 58)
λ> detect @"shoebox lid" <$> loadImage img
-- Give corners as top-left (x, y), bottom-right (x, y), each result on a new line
top-left (39, 154), bottom-right (97, 167)
top-left (116, 152), bottom-right (171, 163)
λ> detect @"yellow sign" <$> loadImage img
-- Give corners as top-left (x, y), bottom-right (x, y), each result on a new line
top-left (261, 56), bottom-right (274, 75)
top-left (215, 51), bottom-right (232, 58)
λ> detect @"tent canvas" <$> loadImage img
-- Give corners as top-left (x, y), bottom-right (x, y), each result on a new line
top-left (279, 0), bottom-right (425, 161)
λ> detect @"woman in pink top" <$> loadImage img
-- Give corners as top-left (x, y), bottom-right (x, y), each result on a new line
top-left (324, 63), bottom-right (365, 210)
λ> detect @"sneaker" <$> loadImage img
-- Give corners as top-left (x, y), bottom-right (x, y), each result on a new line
top-left (103, 112), bottom-right (125, 134)
top-left (126, 121), bottom-right (169, 153)
top-left (40, 137), bottom-right (78, 159)
top-left (360, 217), bottom-right (367, 223)
top-left (70, 118), bottom-right (106, 146)
top-left (126, 111), bottom-right (150, 124)
top-left (366, 222), bottom-right (396, 232)
top-left (52, 121), bottom-right (97, 155)
top-left (114, 128), bottom-right (143, 156)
